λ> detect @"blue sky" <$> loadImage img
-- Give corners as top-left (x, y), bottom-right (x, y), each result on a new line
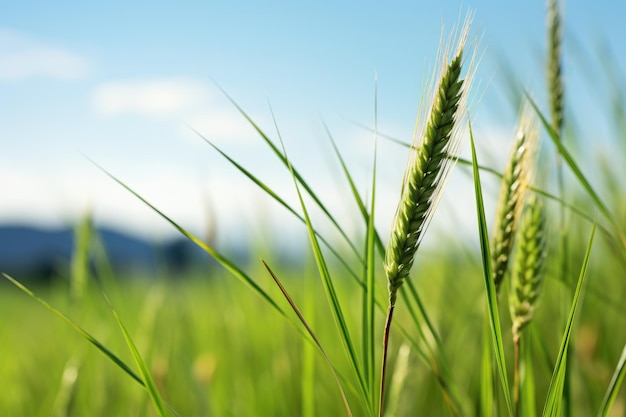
top-left (1, 1), bottom-right (624, 245)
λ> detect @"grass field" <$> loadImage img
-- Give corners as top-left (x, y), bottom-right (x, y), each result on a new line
top-left (2, 2), bottom-right (626, 416)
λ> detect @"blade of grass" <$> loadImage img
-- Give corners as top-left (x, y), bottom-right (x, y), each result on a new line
top-left (278, 135), bottom-right (372, 414)
top-left (525, 93), bottom-right (626, 252)
top-left (480, 313), bottom-right (495, 417)
top-left (87, 158), bottom-right (289, 321)
top-left (188, 126), bottom-right (363, 288)
top-left (541, 224), bottom-right (596, 417)
top-left (262, 261), bottom-right (354, 417)
top-left (470, 124), bottom-right (514, 417)
top-left (105, 295), bottom-right (172, 417)
top-left (212, 83), bottom-right (362, 261)
top-left (597, 341), bottom-right (626, 417)
top-left (363, 77), bottom-right (379, 413)
top-left (2, 273), bottom-right (144, 387)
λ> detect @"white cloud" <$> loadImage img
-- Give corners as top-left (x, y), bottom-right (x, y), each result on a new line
top-left (92, 78), bottom-right (210, 118)
top-left (0, 28), bottom-right (88, 80)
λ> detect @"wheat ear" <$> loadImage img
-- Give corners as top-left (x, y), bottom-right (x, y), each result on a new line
top-left (510, 194), bottom-right (548, 336)
top-left (384, 22), bottom-right (472, 307)
top-left (379, 18), bottom-right (475, 417)
top-left (491, 104), bottom-right (538, 293)
top-left (547, 0), bottom-right (564, 137)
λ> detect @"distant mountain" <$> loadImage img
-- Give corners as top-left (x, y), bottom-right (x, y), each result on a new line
top-left (0, 224), bottom-right (208, 280)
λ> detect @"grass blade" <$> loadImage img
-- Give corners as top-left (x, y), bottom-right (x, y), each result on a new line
top-left (480, 313), bottom-right (495, 417)
top-left (525, 94), bottom-right (626, 251)
top-left (262, 261), bottom-right (354, 417)
top-left (88, 159), bottom-right (289, 321)
top-left (189, 126), bottom-right (364, 289)
top-left (597, 342), bottom-right (626, 417)
top-left (541, 224), bottom-right (596, 417)
top-left (106, 296), bottom-right (172, 417)
top-left (212, 83), bottom-right (362, 260)
top-left (470, 124), bottom-right (514, 416)
top-left (363, 78), bottom-right (379, 413)
top-left (280, 138), bottom-right (371, 414)
top-left (2, 273), bottom-right (144, 387)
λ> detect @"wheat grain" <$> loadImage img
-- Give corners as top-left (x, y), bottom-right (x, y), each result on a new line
top-left (491, 104), bottom-right (539, 293)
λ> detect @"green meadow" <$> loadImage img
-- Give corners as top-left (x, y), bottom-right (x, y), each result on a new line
top-left (2, 2), bottom-right (626, 416)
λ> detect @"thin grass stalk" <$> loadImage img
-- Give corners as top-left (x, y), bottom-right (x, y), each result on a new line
top-left (546, 2), bottom-right (573, 413)
top-left (363, 79), bottom-right (379, 412)
top-left (471, 126), bottom-right (514, 416)
top-left (541, 225), bottom-right (596, 417)
top-left (510, 195), bottom-right (548, 417)
top-left (491, 104), bottom-right (538, 293)
top-left (380, 18), bottom-right (474, 416)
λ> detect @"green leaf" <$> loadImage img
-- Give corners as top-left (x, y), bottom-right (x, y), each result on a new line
top-left (280, 136), bottom-right (372, 414)
top-left (106, 296), bottom-right (172, 417)
top-left (597, 342), bottom-right (626, 417)
top-left (525, 93), bottom-right (626, 252)
top-left (263, 261), bottom-right (354, 417)
top-left (541, 225), bottom-right (596, 417)
top-left (2, 273), bottom-right (144, 387)
top-left (470, 124), bottom-right (514, 417)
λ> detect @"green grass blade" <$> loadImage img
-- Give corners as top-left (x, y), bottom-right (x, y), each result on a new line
top-left (213, 84), bottom-right (362, 260)
top-left (263, 261), bottom-right (354, 417)
top-left (480, 313), bottom-right (495, 417)
top-left (301, 262), bottom-right (317, 417)
top-left (525, 94), bottom-right (626, 251)
top-left (2, 273), bottom-right (143, 387)
top-left (362, 79), bottom-right (379, 412)
top-left (597, 342), bottom-right (626, 417)
top-left (470, 125), bottom-right (514, 417)
top-left (541, 224), bottom-right (596, 417)
top-left (280, 139), bottom-right (371, 414)
top-left (88, 159), bottom-right (289, 321)
top-left (106, 296), bottom-right (172, 417)
top-left (189, 126), bottom-right (363, 287)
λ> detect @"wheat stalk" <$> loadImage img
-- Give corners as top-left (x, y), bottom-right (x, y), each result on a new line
top-left (379, 17), bottom-right (475, 417)
top-left (491, 104), bottom-right (539, 293)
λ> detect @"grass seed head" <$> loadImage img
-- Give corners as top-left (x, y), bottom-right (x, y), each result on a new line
top-left (384, 17), bottom-right (475, 306)
top-left (510, 194), bottom-right (548, 335)
top-left (547, 0), bottom-right (564, 136)
top-left (491, 102), bottom-right (539, 293)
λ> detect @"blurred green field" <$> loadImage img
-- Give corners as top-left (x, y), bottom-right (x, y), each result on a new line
top-left (1, 225), bottom-right (625, 416)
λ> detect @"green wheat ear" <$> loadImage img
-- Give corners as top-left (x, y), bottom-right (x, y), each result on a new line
top-left (510, 194), bottom-right (548, 335)
top-left (384, 18), bottom-right (475, 307)
top-left (491, 103), bottom-right (539, 293)
top-left (547, 0), bottom-right (564, 137)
